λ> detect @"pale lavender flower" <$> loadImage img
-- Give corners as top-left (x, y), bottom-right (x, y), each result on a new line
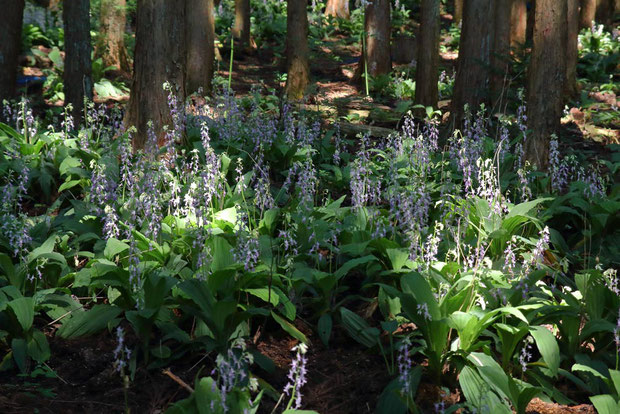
top-left (417, 303), bottom-right (431, 321)
top-left (519, 337), bottom-right (533, 372)
top-left (503, 239), bottom-right (517, 280)
top-left (283, 343), bottom-right (309, 410)
top-left (113, 326), bottom-right (132, 373)
top-left (397, 339), bottom-right (413, 396)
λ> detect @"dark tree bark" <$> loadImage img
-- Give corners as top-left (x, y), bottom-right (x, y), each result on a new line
top-left (525, 0), bottom-right (566, 169)
top-left (285, 0), bottom-right (310, 99)
top-left (451, 0), bottom-right (494, 127)
top-left (325, 0), bottom-right (349, 19)
top-left (97, 0), bottom-right (131, 72)
top-left (596, 0), bottom-right (614, 26)
top-left (63, 0), bottom-right (93, 125)
top-left (186, 0), bottom-right (215, 95)
top-left (565, 0), bottom-right (579, 98)
top-left (454, 0), bottom-right (463, 23)
top-left (357, 0), bottom-right (391, 79)
top-left (510, 0), bottom-right (527, 46)
top-left (0, 0), bottom-right (25, 103)
top-left (415, 0), bottom-right (440, 108)
top-left (125, 0), bottom-right (186, 149)
top-left (526, 0), bottom-right (535, 42)
top-left (491, 0), bottom-right (513, 112)
top-left (579, 0), bottom-right (597, 29)
top-left (233, 0), bottom-right (251, 49)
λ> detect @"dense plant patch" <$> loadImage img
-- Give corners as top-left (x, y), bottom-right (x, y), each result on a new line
top-left (1, 90), bottom-right (618, 413)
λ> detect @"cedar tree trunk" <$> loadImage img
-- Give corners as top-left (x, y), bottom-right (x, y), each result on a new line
top-left (596, 0), bottom-right (614, 26)
top-left (415, 0), bottom-right (440, 108)
top-left (186, 0), bottom-right (215, 95)
top-left (285, 0), bottom-right (310, 100)
top-left (491, 0), bottom-right (512, 112)
top-left (579, 0), bottom-right (597, 29)
top-left (454, 0), bottom-right (463, 23)
top-left (451, 0), bottom-right (494, 127)
top-left (233, 0), bottom-right (251, 49)
top-left (358, 0), bottom-right (391, 78)
top-left (0, 0), bottom-right (25, 102)
top-left (63, 0), bottom-right (93, 125)
top-left (510, 0), bottom-right (527, 46)
top-left (525, 0), bottom-right (566, 169)
top-left (125, 0), bottom-right (186, 149)
top-left (97, 0), bottom-right (131, 72)
top-left (325, 0), bottom-right (350, 19)
top-left (565, 0), bottom-right (579, 98)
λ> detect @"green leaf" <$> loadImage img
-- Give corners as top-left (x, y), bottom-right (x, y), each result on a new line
top-left (589, 395), bottom-right (620, 414)
top-left (12, 338), bottom-right (27, 373)
top-left (58, 179), bottom-right (82, 192)
top-left (529, 326), bottom-right (560, 377)
top-left (271, 311), bottom-right (307, 344)
top-left (57, 304), bottom-right (122, 339)
top-left (244, 288), bottom-right (279, 306)
top-left (27, 330), bottom-right (50, 363)
top-left (339, 307), bottom-right (379, 348)
top-left (572, 363), bottom-right (608, 380)
top-left (8, 297), bottom-right (35, 331)
top-left (333, 255), bottom-right (377, 280)
top-left (104, 238), bottom-right (130, 260)
top-left (401, 272), bottom-right (440, 321)
top-left (317, 314), bottom-right (332, 347)
top-left (386, 248), bottom-right (409, 271)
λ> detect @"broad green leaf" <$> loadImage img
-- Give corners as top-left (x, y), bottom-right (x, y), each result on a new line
top-left (57, 304), bottom-right (122, 339)
top-left (589, 395), bottom-right (620, 414)
top-left (530, 326), bottom-right (560, 377)
top-left (27, 330), bottom-right (50, 363)
top-left (8, 297), bottom-right (35, 331)
top-left (401, 272), bottom-right (440, 321)
top-left (271, 311), bottom-right (307, 344)
top-left (333, 255), bottom-right (377, 280)
top-left (317, 313), bottom-right (332, 346)
top-left (339, 307), bottom-right (379, 348)
top-left (244, 288), bottom-right (279, 306)
top-left (572, 363), bottom-right (608, 380)
top-left (12, 338), bottom-right (27, 373)
top-left (104, 238), bottom-right (130, 260)
top-left (386, 248), bottom-right (409, 271)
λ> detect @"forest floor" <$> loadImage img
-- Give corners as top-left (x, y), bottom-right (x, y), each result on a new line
top-left (0, 319), bottom-right (600, 414)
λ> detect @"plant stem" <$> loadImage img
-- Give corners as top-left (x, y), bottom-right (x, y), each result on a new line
top-left (228, 35), bottom-right (234, 91)
top-left (362, 30), bottom-right (369, 96)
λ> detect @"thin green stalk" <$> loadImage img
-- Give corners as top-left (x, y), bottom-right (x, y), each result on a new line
top-left (228, 35), bottom-right (234, 91)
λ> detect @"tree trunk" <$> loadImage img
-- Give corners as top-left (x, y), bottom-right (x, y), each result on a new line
top-left (414, 0), bottom-right (440, 108)
top-left (232, 0), bottom-right (251, 49)
top-left (491, 0), bottom-right (513, 112)
top-left (124, 0), bottom-right (186, 149)
top-left (579, 0), bottom-right (597, 29)
top-left (525, 0), bottom-right (566, 169)
top-left (97, 0), bottom-right (131, 72)
top-left (186, 0), bottom-right (215, 95)
top-left (285, 0), bottom-right (310, 100)
top-left (357, 0), bottom-right (391, 79)
top-left (454, 0), bottom-right (463, 23)
top-left (0, 0), bottom-right (25, 102)
top-left (510, 0), bottom-right (527, 46)
top-left (565, 0), bottom-right (579, 98)
top-left (451, 0), bottom-right (494, 127)
top-left (596, 0), bottom-right (614, 26)
top-left (325, 0), bottom-right (349, 19)
top-left (63, 0), bottom-right (93, 125)
top-left (526, 0), bottom-right (535, 42)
